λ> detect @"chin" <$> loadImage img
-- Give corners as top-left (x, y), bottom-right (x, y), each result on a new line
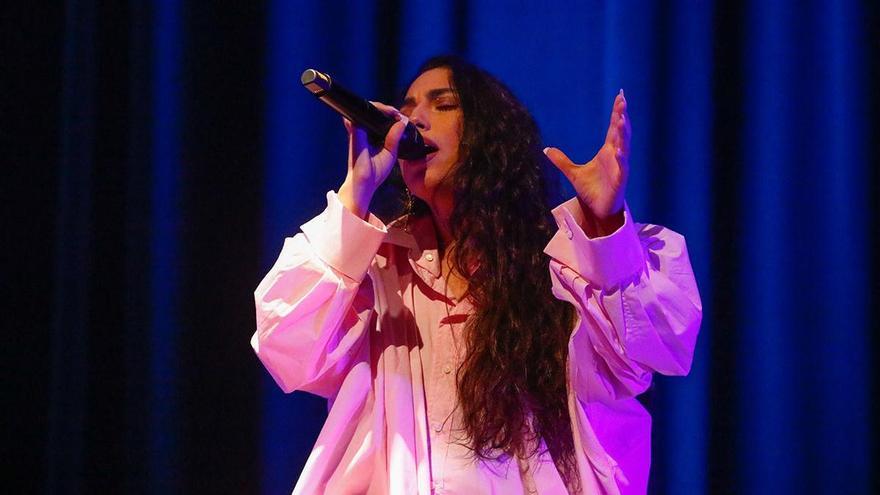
top-left (402, 155), bottom-right (456, 204)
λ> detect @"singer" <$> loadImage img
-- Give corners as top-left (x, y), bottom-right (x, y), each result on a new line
top-left (251, 55), bottom-right (701, 494)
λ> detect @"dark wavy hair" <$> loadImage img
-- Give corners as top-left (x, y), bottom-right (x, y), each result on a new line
top-left (387, 55), bottom-right (580, 490)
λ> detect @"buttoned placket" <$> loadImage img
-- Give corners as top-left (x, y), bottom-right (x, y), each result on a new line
top-left (433, 290), bottom-right (463, 495)
top-left (408, 241), bottom-right (467, 495)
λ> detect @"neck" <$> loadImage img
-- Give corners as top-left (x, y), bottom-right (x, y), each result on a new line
top-left (425, 192), bottom-right (455, 251)
top-left (425, 192), bottom-right (470, 301)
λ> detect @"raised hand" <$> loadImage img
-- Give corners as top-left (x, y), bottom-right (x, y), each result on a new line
top-left (544, 90), bottom-right (631, 237)
top-left (338, 101), bottom-right (409, 219)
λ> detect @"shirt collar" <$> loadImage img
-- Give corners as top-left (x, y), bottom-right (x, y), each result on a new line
top-left (386, 214), bottom-right (441, 278)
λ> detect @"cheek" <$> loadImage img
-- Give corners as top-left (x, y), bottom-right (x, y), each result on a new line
top-left (442, 143), bottom-right (462, 174)
top-left (426, 153), bottom-right (458, 185)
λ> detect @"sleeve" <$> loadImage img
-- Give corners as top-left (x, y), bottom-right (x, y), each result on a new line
top-left (544, 197), bottom-right (702, 404)
top-left (250, 190), bottom-right (388, 398)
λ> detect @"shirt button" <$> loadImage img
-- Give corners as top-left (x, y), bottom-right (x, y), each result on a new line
top-left (443, 365), bottom-right (452, 374)
top-left (433, 422), bottom-right (442, 433)
top-left (565, 229), bottom-right (573, 239)
top-left (425, 253), bottom-right (434, 261)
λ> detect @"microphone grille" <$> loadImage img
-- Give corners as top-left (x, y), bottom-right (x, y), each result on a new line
top-left (301, 69), bottom-right (331, 94)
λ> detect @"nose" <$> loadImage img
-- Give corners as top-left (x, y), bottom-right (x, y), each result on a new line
top-left (409, 104), bottom-right (430, 131)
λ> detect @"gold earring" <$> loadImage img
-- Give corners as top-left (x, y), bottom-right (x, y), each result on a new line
top-left (403, 188), bottom-right (414, 232)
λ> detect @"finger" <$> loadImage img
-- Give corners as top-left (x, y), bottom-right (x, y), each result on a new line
top-left (612, 90), bottom-right (625, 116)
top-left (543, 146), bottom-right (578, 179)
top-left (616, 147), bottom-right (630, 177)
top-left (347, 122), bottom-right (371, 169)
top-left (606, 115), bottom-right (624, 150)
top-left (618, 92), bottom-right (631, 155)
top-left (351, 125), bottom-right (371, 155)
top-left (606, 91), bottom-right (629, 150)
top-left (369, 100), bottom-right (403, 119)
top-left (382, 116), bottom-right (409, 157)
top-left (344, 116), bottom-right (371, 153)
top-left (368, 101), bottom-right (407, 156)
top-left (605, 95), bottom-right (622, 147)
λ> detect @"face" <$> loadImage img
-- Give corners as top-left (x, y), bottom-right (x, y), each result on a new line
top-left (398, 67), bottom-right (464, 205)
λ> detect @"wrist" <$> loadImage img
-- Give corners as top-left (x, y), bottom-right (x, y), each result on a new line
top-left (592, 210), bottom-right (625, 237)
top-left (577, 198), bottom-right (625, 238)
top-left (338, 178), bottom-right (374, 220)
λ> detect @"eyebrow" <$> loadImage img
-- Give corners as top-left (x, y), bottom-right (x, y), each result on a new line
top-left (401, 88), bottom-right (456, 108)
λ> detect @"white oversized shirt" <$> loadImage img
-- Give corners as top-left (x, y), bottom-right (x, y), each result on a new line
top-left (252, 191), bottom-right (702, 494)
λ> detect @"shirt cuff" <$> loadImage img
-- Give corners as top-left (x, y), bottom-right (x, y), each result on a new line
top-left (544, 197), bottom-right (645, 288)
top-left (300, 190), bottom-right (388, 281)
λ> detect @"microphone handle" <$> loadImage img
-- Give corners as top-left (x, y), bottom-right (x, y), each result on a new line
top-left (301, 69), bottom-right (429, 160)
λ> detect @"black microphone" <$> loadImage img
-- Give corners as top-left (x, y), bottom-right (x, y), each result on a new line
top-left (301, 69), bottom-right (435, 160)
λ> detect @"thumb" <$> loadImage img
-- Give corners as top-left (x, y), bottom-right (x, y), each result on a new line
top-left (543, 146), bottom-right (577, 178)
top-left (383, 115), bottom-right (409, 157)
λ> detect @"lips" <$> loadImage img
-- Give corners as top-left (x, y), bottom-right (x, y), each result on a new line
top-left (421, 137), bottom-right (439, 161)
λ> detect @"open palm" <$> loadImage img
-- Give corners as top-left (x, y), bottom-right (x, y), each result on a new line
top-left (545, 91), bottom-right (631, 235)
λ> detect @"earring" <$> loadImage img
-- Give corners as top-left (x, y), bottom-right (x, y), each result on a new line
top-left (403, 188), bottom-right (414, 232)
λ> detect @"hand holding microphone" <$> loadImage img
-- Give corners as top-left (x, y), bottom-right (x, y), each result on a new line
top-left (301, 69), bottom-right (435, 160)
top-left (301, 69), bottom-right (432, 218)
top-left (338, 102), bottom-right (407, 219)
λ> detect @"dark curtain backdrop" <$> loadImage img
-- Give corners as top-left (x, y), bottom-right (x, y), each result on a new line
top-left (8, 1), bottom-right (878, 494)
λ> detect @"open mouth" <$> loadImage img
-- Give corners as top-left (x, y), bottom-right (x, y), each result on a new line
top-left (422, 138), bottom-right (439, 161)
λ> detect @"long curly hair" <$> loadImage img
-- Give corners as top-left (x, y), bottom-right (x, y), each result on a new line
top-left (388, 55), bottom-right (580, 490)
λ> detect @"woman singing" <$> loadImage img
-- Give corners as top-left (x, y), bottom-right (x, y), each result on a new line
top-left (251, 55), bottom-right (702, 494)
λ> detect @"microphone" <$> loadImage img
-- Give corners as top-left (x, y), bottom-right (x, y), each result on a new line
top-left (301, 69), bottom-right (435, 160)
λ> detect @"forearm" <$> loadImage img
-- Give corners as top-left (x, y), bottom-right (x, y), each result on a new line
top-left (545, 199), bottom-right (702, 401)
top-left (252, 190), bottom-right (388, 395)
